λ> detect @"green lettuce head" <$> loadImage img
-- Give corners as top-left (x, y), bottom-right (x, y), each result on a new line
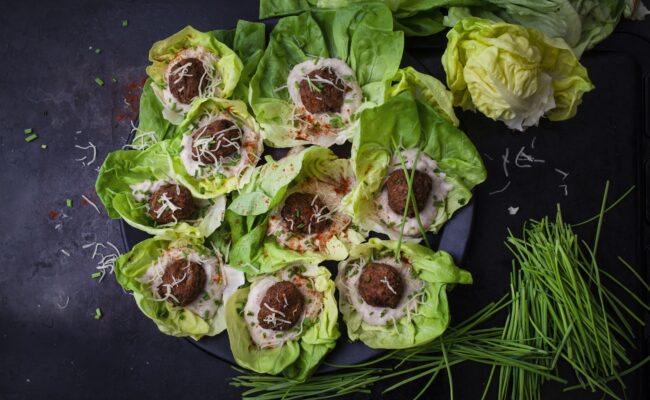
top-left (442, 17), bottom-right (594, 132)
top-left (227, 146), bottom-right (366, 275)
top-left (225, 263), bottom-right (339, 381)
top-left (165, 97), bottom-right (263, 199)
top-left (146, 25), bottom-right (243, 125)
top-left (336, 238), bottom-right (472, 349)
top-left (95, 142), bottom-right (226, 239)
top-left (249, 3), bottom-right (403, 148)
top-left (114, 236), bottom-right (245, 340)
top-left (343, 91), bottom-right (485, 241)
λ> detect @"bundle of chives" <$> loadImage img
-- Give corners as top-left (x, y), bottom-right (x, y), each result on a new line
top-left (490, 182), bottom-right (649, 400)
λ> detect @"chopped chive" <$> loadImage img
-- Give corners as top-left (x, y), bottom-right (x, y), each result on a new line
top-left (41, 144), bottom-right (47, 149)
top-left (94, 308), bottom-right (103, 320)
top-left (24, 134), bottom-right (39, 142)
top-left (91, 272), bottom-right (102, 279)
top-left (94, 77), bottom-right (104, 86)
top-left (24, 128), bottom-right (33, 134)
top-left (95, 48), bottom-right (101, 54)
top-left (121, 19), bottom-right (128, 27)
top-left (111, 77), bottom-right (117, 84)
top-left (66, 199), bottom-right (73, 208)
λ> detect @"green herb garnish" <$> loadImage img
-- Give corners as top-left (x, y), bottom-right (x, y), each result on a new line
top-left (24, 134), bottom-right (38, 142)
top-left (94, 308), bottom-right (103, 320)
top-left (94, 77), bottom-right (104, 86)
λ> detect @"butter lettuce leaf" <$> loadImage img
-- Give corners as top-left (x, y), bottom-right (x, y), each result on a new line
top-left (95, 142), bottom-right (226, 239)
top-left (114, 236), bottom-right (244, 340)
top-left (227, 146), bottom-right (365, 275)
top-left (337, 238), bottom-right (472, 348)
top-left (166, 97), bottom-right (263, 199)
top-left (343, 91), bottom-right (485, 238)
top-left (225, 264), bottom-right (339, 381)
top-left (249, 4), bottom-right (403, 147)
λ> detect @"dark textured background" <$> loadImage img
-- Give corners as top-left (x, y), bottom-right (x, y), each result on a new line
top-left (1, 1), bottom-right (649, 399)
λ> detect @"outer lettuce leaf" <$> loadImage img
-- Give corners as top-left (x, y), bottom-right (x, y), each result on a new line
top-left (96, 142), bottom-right (172, 219)
top-left (95, 142), bottom-right (226, 239)
top-left (167, 97), bottom-right (262, 199)
top-left (135, 78), bottom-right (181, 148)
top-left (225, 264), bottom-right (339, 381)
top-left (388, 66), bottom-right (459, 127)
top-left (442, 17), bottom-right (594, 131)
top-left (337, 238), bottom-right (472, 349)
top-left (249, 4), bottom-right (403, 147)
top-left (444, 0), bottom-right (642, 57)
top-left (343, 91), bottom-right (485, 237)
top-left (114, 237), bottom-right (243, 340)
top-left (258, 0), bottom-right (479, 36)
top-left (146, 25), bottom-right (242, 103)
top-left (228, 147), bottom-right (365, 274)
top-left (211, 20), bottom-right (267, 103)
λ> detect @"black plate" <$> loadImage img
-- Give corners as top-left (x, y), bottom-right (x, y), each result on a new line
top-left (120, 50), bottom-right (476, 373)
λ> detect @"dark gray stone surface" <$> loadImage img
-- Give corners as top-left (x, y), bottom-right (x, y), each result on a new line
top-left (1, 1), bottom-right (648, 399)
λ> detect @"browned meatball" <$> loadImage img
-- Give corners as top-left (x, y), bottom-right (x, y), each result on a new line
top-left (385, 170), bottom-right (433, 218)
top-left (281, 193), bottom-right (332, 235)
top-left (299, 67), bottom-right (346, 114)
top-left (147, 184), bottom-right (198, 224)
top-left (191, 119), bottom-right (242, 164)
top-left (157, 259), bottom-right (207, 306)
top-left (168, 57), bottom-right (208, 105)
top-left (357, 263), bottom-right (404, 308)
top-left (257, 281), bottom-right (304, 331)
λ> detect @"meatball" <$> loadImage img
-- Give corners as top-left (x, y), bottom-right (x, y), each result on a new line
top-left (147, 184), bottom-right (198, 224)
top-left (299, 67), bottom-right (346, 114)
top-left (191, 119), bottom-right (242, 163)
top-left (157, 259), bottom-right (207, 306)
top-left (168, 57), bottom-right (208, 105)
top-left (280, 193), bottom-right (332, 235)
top-left (385, 169), bottom-right (433, 218)
top-left (357, 263), bottom-right (404, 308)
top-left (257, 281), bottom-right (304, 331)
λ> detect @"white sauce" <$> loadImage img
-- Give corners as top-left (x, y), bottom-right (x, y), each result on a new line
top-left (180, 112), bottom-right (262, 184)
top-left (374, 149), bottom-right (452, 238)
top-left (267, 177), bottom-right (352, 253)
top-left (244, 266), bottom-right (323, 348)
top-left (285, 58), bottom-right (362, 144)
top-left (336, 256), bottom-right (425, 326)
top-left (155, 47), bottom-right (221, 124)
top-left (137, 247), bottom-right (243, 321)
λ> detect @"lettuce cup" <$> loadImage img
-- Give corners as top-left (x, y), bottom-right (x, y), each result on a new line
top-left (225, 263), bottom-right (339, 381)
top-left (165, 97), bottom-right (263, 198)
top-left (226, 146), bottom-right (366, 274)
top-left (146, 25), bottom-right (243, 125)
top-left (115, 236), bottom-right (245, 340)
top-left (336, 238), bottom-right (472, 349)
top-left (343, 91), bottom-right (486, 241)
top-left (95, 142), bottom-right (226, 239)
top-left (249, 4), bottom-right (403, 148)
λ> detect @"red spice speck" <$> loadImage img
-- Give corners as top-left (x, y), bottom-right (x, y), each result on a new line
top-left (48, 210), bottom-right (60, 220)
top-left (333, 177), bottom-right (351, 196)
